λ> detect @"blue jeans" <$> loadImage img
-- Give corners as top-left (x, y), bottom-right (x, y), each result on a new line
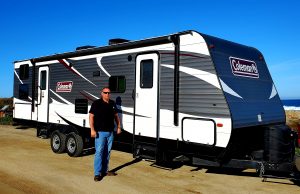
top-left (94, 131), bottom-right (114, 176)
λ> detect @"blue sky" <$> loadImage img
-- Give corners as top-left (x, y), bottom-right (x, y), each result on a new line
top-left (0, 0), bottom-right (299, 99)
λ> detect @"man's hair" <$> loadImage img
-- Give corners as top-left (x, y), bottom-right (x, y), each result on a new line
top-left (101, 87), bottom-right (110, 92)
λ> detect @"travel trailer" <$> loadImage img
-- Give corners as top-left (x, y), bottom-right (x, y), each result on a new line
top-left (13, 30), bottom-right (299, 181)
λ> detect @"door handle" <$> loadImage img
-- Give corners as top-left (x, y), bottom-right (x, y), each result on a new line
top-left (36, 86), bottom-right (42, 106)
top-left (132, 89), bottom-right (135, 100)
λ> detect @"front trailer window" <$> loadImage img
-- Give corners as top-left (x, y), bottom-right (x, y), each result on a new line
top-left (19, 84), bottom-right (29, 99)
top-left (140, 59), bottom-right (153, 88)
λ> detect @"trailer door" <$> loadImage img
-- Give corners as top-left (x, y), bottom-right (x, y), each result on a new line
top-left (37, 66), bottom-right (49, 123)
top-left (134, 53), bottom-right (159, 139)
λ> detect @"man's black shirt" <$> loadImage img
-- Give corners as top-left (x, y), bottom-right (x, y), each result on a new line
top-left (89, 99), bottom-right (116, 132)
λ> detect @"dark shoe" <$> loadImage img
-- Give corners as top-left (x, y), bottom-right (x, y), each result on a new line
top-left (94, 175), bottom-right (103, 181)
top-left (106, 171), bottom-right (117, 176)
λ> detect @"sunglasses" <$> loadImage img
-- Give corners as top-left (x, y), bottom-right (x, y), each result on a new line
top-left (103, 92), bottom-right (111, 94)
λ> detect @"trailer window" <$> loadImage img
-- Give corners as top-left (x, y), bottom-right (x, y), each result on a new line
top-left (19, 64), bottom-right (29, 80)
top-left (40, 70), bottom-right (47, 90)
top-left (75, 99), bottom-right (88, 114)
top-left (19, 84), bottom-right (29, 99)
top-left (140, 60), bottom-right (153, 88)
top-left (109, 76), bottom-right (126, 93)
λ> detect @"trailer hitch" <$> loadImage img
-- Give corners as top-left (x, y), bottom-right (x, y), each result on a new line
top-left (258, 161), bottom-right (300, 185)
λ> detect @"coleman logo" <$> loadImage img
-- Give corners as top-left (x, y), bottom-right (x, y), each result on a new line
top-left (229, 57), bottom-right (259, 78)
top-left (56, 81), bottom-right (73, 92)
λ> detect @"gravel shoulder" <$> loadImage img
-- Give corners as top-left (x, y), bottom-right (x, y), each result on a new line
top-left (0, 125), bottom-right (300, 194)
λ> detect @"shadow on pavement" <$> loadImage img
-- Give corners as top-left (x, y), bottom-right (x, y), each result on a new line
top-left (110, 158), bottom-right (142, 173)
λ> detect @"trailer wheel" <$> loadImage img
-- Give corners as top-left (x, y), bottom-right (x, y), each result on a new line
top-left (66, 132), bottom-right (83, 157)
top-left (50, 130), bottom-right (66, 153)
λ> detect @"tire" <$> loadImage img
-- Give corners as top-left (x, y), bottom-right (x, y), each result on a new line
top-left (66, 132), bottom-right (84, 157)
top-left (50, 130), bottom-right (66, 153)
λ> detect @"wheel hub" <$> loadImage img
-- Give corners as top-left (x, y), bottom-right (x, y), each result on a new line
top-left (52, 135), bottom-right (60, 150)
top-left (68, 138), bottom-right (76, 153)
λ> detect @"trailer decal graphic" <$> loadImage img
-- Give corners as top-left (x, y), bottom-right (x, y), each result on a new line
top-left (77, 91), bottom-right (147, 117)
top-left (229, 57), bottom-right (259, 78)
top-left (79, 91), bottom-right (95, 102)
top-left (56, 81), bottom-right (73, 92)
top-left (83, 90), bottom-right (99, 100)
top-left (161, 64), bottom-right (243, 99)
top-left (79, 90), bottom-right (99, 102)
top-left (96, 57), bottom-right (111, 77)
top-left (50, 98), bottom-right (66, 105)
top-left (14, 70), bottom-right (24, 84)
top-left (58, 59), bottom-right (97, 86)
top-left (219, 79), bottom-right (243, 99)
top-left (161, 64), bottom-right (220, 88)
top-left (115, 108), bottom-right (149, 118)
top-left (56, 112), bottom-right (82, 128)
top-left (50, 89), bottom-right (72, 104)
top-left (269, 84), bottom-right (278, 99)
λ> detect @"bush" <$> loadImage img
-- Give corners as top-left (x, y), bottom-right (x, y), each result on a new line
top-left (0, 116), bottom-right (13, 125)
top-left (296, 148), bottom-right (300, 157)
top-left (0, 98), bottom-right (13, 108)
top-left (0, 98), bottom-right (13, 125)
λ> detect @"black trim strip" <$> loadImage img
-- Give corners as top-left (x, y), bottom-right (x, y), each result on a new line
top-left (116, 108), bottom-right (150, 118)
top-left (31, 36), bottom-right (173, 63)
top-left (46, 66), bottom-right (50, 123)
top-left (172, 34), bottom-right (180, 126)
top-left (156, 53), bottom-right (161, 150)
top-left (161, 52), bottom-right (206, 59)
top-left (31, 60), bottom-right (36, 112)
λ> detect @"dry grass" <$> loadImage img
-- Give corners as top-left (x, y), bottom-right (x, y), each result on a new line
top-left (286, 110), bottom-right (300, 132)
top-left (286, 110), bottom-right (300, 156)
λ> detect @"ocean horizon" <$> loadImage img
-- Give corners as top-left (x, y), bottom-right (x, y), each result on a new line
top-left (282, 99), bottom-right (300, 110)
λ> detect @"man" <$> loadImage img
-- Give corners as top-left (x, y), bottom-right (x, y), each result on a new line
top-left (89, 87), bottom-right (121, 182)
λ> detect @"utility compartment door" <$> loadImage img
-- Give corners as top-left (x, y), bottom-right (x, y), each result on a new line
top-left (37, 66), bottom-right (49, 123)
top-left (182, 117), bottom-right (216, 146)
top-left (134, 53), bottom-right (159, 138)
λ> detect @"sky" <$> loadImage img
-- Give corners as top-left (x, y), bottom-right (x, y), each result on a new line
top-left (0, 0), bottom-right (299, 99)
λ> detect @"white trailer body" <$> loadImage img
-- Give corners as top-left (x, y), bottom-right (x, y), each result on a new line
top-left (13, 31), bottom-right (298, 180)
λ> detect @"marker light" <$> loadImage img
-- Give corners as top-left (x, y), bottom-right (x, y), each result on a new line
top-left (217, 123), bottom-right (223, 127)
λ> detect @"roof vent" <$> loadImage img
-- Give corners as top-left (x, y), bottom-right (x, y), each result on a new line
top-left (108, 38), bottom-right (130, 45)
top-left (76, 45), bottom-right (96, 51)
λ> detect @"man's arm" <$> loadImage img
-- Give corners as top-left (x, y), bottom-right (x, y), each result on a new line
top-left (89, 113), bottom-right (96, 138)
top-left (114, 113), bottom-right (121, 134)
